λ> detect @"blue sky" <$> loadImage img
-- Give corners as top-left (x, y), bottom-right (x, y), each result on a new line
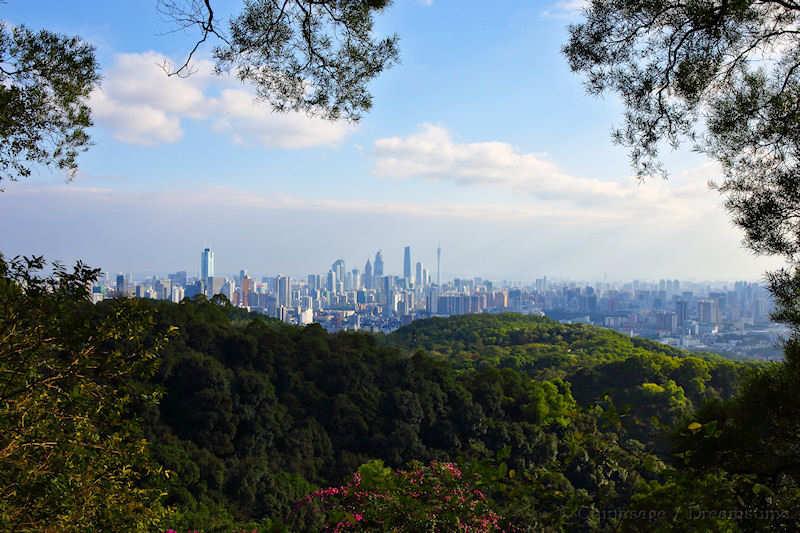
top-left (0, 0), bottom-right (782, 281)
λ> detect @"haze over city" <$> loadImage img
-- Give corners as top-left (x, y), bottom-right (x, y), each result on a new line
top-left (0, 0), bottom-right (783, 281)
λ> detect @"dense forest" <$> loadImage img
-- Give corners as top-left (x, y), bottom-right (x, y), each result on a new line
top-left (3, 256), bottom-right (799, 532)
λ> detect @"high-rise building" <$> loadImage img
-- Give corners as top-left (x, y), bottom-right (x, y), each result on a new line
top-left (208, 276), bottom-right (226, 298)
top-left (240, 275), bottom-right (254, 306)
top-left (364, 259), bottom-right (373, 289)
top-left (115, 274), bottom-right (126, 297)
top-left (276, 275), bottom-right (291, 307)
top-left (201, 248), bottom-right (215, 281)
top-left (169, 271), bottom-right (188, 287)
top-left (170, 285), bottom-right (185, 304)
top-left (415, 262), bottom-right (423, 288)
top-left (436, 244), bottom-right (441, 286)
top-left (374, 250), bottom-right (384, 277)
top-left (403, 246), bottom-right (413, 284)
top-left (382, 275), bottom-right (394, 305)
top-left (332, 259), bottom-right (346, 282)
top-left (655, 310), bottom-right (678, 332)
top-left (676, 300), bottom-right (689, 326)
top-left (155, 278), bottom-right (171, 300)
top-left (698, 299), bottom-right (720, 325)
top-left (326, 270), bottom-right (337, 292)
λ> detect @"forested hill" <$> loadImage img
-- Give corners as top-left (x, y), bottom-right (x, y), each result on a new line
top-left (144, 301), bottom-right (584, 529)
top-left (142, 303), bottom-right (756, 530)
top-left (389, 314), bottom-right (746, 449)
top-left (390, 313), bottom-right (726, 367)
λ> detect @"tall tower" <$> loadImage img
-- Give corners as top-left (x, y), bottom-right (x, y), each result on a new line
top-left (331, 259), bottom-right (346, 282)
top-left (436, 243), bottom-right (441, 287)
top-left (403, 246), bottom-right (413, 284)
top-left (115, 274), bottom-right (126, 297)
top-left (201, 248), bottom-right (215, 281)
top-left (276, 275), bottom-right (291, 307)
top-left (374, 250), bottom-right (384, 277)
top-left (364, 258), bottom-right (373, 290)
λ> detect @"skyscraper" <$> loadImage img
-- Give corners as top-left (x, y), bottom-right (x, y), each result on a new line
top-left (415, 261), bottom-right (423, 288)
top-left (436, 243), bottom-right (441, 286)
top-left (201, 248), bottom-right (215, 281)
top-left (382, 275), bottom-right (394, 307)
top-left (331, 259), bottom-right (346, 282)
top-left (676, 300), bottom-right (689, 326)
top-left (240, 275), bottom-right (253, 307)
top-left (374, 250), bottom-right (384, 277)
top-left (364, 258), bottom-right (373, 290)
top-left (403, 246), bottom-right (413, 284)
top-left (208, 276), bottom-right (226, 298)
top-left (115, 274), bottom-right (126, 297)
top-left (276, 275), bottom-right (291, 308)
top-left (698, 299), bottom-right (720, 325)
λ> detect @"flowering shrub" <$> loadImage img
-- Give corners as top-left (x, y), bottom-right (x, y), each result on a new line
top-left (295, 460), bottom-right (504, 532)
top-left (164, 530), bottom-right (257, 533)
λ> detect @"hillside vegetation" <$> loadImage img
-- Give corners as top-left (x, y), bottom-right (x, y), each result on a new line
top-left (390, 314), bottom-right (746, 450)
top-left (2, 258), bottom-right (798, 532)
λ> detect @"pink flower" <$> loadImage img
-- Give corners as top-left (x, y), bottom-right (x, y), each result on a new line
top-left (354, 513), bottom-right (364, 522)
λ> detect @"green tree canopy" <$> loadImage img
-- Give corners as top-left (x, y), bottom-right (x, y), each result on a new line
top-left (0, 255), bottom-right (170, 530)
top-left (160, 0), bottom-right (399, 121)
top-left (0, 21), bottom-right (98, 184)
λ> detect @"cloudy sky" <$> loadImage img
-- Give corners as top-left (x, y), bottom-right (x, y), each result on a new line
top-left (0, 0), bottom-right (782, 282)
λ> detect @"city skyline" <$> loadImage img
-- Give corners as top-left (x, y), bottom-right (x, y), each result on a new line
top-left (94, 246), bottom-right (782, 360)
top-left (99, 242), bottom-right (774, 285)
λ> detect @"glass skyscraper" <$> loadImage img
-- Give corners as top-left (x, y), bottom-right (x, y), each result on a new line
top-left (403, 246), bottom-right (412, 283)
top-left (201, 248), bottom-right (215, 281)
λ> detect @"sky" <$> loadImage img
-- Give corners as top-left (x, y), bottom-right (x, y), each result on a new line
top-left (0, 0), bottom-right (784, 282)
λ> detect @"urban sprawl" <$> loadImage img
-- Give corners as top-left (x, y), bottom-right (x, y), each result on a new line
top-left (93, 247), bottom-right (786, 360)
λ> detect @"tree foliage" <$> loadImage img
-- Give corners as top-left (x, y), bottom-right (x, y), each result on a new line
top-left (0, 255), bottom-right (169, 531)
top-left (160, 0), bottom-right (399, 121)
top-left (564, 1), bottom-right (800, 332)
top-left (0, 21), bottom-right (98, 185)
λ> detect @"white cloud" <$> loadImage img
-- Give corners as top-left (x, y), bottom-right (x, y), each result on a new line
top-left (557, 0), bottom-right (588, 11)
top-left (90, 88), bottom-right (183, 145)
top-left (373, 123), bottom-right (724, 224)
top-left (211, 89), bottom-right (351, 149)
top-left (89, 51), bottom-right (352, 148)
top-left (542, 0), bottom-right (588, 18)
top-left (375, 123), bottom-right (626, 199)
